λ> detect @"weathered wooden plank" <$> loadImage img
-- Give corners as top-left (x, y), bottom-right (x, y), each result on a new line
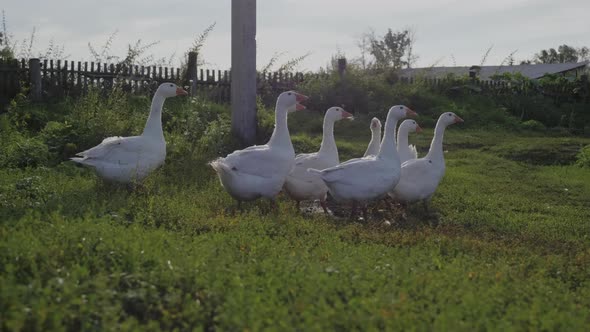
top-left (29, 58), bottom-right (42, 101)
top-left (231, 0), bottom-right (257, 145)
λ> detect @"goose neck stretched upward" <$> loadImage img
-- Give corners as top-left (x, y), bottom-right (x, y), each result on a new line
top-left (397, 125), bottom-right (410, 150)
top-left (426, 121), bottom-right (447, 161)
top-left (318, 118), bottom-right (337, 156)
top-left (267, 106), bottom-right (292, 149)
top-left (377, 116), bottom-right (400, 162)
top-left (142, 93), bottom-right (166, 139)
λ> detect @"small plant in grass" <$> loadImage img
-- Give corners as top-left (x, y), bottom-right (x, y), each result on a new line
top-left (575, 145), bottom-right (590, 167)
top-left (0, 133), bottom-right (49, 168)
top-left (520, 119), bottom-right (546, 131)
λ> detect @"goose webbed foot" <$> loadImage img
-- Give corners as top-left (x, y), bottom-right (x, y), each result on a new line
top-left (260, 198), bottom-right (278, 215)
top-left (320, 200), bottom-right (331, 215)
top-left (349, 202), bottom-right (358, 220)
top-left (361, 205), bottom-right (369, 222)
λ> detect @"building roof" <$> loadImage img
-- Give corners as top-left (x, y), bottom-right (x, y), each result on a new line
top-left (398, 61), bottom-right (589, 80)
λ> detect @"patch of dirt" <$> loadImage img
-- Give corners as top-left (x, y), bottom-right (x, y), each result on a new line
top-left (488, 144), bottom-right (582, 166)
top-left (299, 196), bottom-right (442, 227)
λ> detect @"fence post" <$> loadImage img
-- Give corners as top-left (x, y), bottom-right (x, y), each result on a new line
top-left (29, 58), bottom-right (42, 101)
top-left (581, 74), bottom-right (589, 104)
top-left (187, 51), bottom-right (198, 96)
top-left (231, 0), bottom-right (257, 146)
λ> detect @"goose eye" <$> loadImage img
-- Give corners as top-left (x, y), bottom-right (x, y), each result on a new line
top-left (288, 92), bottom-right (292, 96)
top-left (169, 84), bottom-right (173, 87)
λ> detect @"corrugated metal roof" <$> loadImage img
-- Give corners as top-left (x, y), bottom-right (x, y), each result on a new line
top-left (398, 61), bottom-right (589, 80)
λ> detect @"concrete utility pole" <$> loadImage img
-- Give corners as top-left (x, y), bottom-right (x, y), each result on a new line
top-left (231, 0), bottom-right (257, 146)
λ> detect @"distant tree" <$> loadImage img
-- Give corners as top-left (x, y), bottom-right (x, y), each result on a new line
top-left (361, 28), bottom-right (417, 69)
top-left (579, 47), bottom-right (590, 61)
top-left (532, 44), bottom-right (588, 64)
top-left (0, 10), bottom-right (15, 60)
top-left (0, 32), bottom-right (13, 59)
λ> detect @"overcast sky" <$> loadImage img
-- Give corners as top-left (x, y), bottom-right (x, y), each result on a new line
top-left (3, 0), bottom-right (589, 71)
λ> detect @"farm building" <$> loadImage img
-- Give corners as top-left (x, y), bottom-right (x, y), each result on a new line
top-left (398, 61), bottom-right (589, 80)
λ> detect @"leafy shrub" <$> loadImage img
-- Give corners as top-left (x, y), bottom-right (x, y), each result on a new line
top-left (64, 88), bottom-right (143, 150)
top-left (40, 121), bottom-right (78, 160)
top-left (196, 118), bottom-right (234, 157)
top-left (0, 133), bottom-right (49, 168)
top-left (575, 145), bottom-right (590, 167)
top-left (299, 69), bottom-right (379, 114)
top-left (291, 134), bottom-right (318, 154)
top-left (7, 94), bottom-right (51, 131)
top-left (521, 119), bottom-right (546, 131)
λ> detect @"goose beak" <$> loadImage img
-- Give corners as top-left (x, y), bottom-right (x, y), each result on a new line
top-left (342, 110), bottom-right (354, 120)
top-left (406, 109), bottom-right (418, 118)
top-left (176, 87), bottom-right (188, 96)
top-left (416, 125), bottom-right (423, 133)
top-left (371, 118), bottom-right (380, 129)
top-left (454, 115), bottom-right (464, 123)
top-left (294, 92), bottom-right (308, 111)
top-left (295, 92), bottom-right (309, 103)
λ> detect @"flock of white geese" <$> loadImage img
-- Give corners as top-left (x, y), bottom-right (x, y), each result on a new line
top-left (72, 83), bottom-right (463, 220)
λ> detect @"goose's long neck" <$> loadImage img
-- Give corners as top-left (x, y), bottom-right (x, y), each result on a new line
top-left (426, 121), bottom-right (447, 160)
top-left (378, 117), bottom-right (400, 162)
top-left (318, 118), bottom-right (337, 156)
top-left (397, 126), bottom-right (410, 151)
top-left (268, 108), bottom-right (292, 150)
top-left (369, 128), bottom-right (380, 147)
top-left (142, 93), bottom-right (165, 139)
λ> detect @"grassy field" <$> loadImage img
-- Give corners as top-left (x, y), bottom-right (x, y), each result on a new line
top-left (0, 113), bottom-right (590, 331)
top-left (1, 105), bottom-right (590, 331)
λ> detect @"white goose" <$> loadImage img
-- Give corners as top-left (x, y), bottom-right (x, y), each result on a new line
top-left (363, 117), bottom-right (382, 157)
top-left (71, 82), bottom-right (188, 183)
top-left (283, 107), bottom-right (353, 213)
top-left (397, 119), bottom-right (422, 163)
top-left (210, 91), bottom-right (308, 207)
top-left (389, 112), bottom-right (464, 210)
top-left (309, 105), bottom-right (417, 219)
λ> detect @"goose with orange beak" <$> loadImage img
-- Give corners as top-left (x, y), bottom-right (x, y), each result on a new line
top-left (71, 82), bottom-right (188, 183)
top-left (363, 117), bottom-right (382, 157)
top-left (284, 106), bottom-right (354, 214)
top-left (309, 105), bottom-right (417, 220)
top-left (397, 119), bottom-right (423, 163)
top-left (210, 91), bottom-right (308, 208)
top-left (389, 112), bottom-right (464, 211)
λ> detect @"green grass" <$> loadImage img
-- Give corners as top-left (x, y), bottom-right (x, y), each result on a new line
top-left (1, 124), bottom-right (590, 331)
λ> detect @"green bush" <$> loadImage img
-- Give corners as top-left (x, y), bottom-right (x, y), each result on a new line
top-left (297, 69), bottom-right (531, 130)
top-left (521, 119), bottom-right (546, 131)
top-left (7, 94), bottom-right (51, 131)
top-left (299, 69), bottom-right (381, 115)
top-left (291, 134), bottom-right (319, 154)
top-left (0, 133), bottom-right (49, 168)
top-left (575, 145), bottom-right (590, 167)
top-left (40, 121), bottom-right (78, 160)
top-left (64, 88), bottom-right (143, 151)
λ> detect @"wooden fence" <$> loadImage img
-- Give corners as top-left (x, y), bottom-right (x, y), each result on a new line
top-left (0, 52), bottom-right (306, 109)
top-left (2, 56), bottom-right (588, 110)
